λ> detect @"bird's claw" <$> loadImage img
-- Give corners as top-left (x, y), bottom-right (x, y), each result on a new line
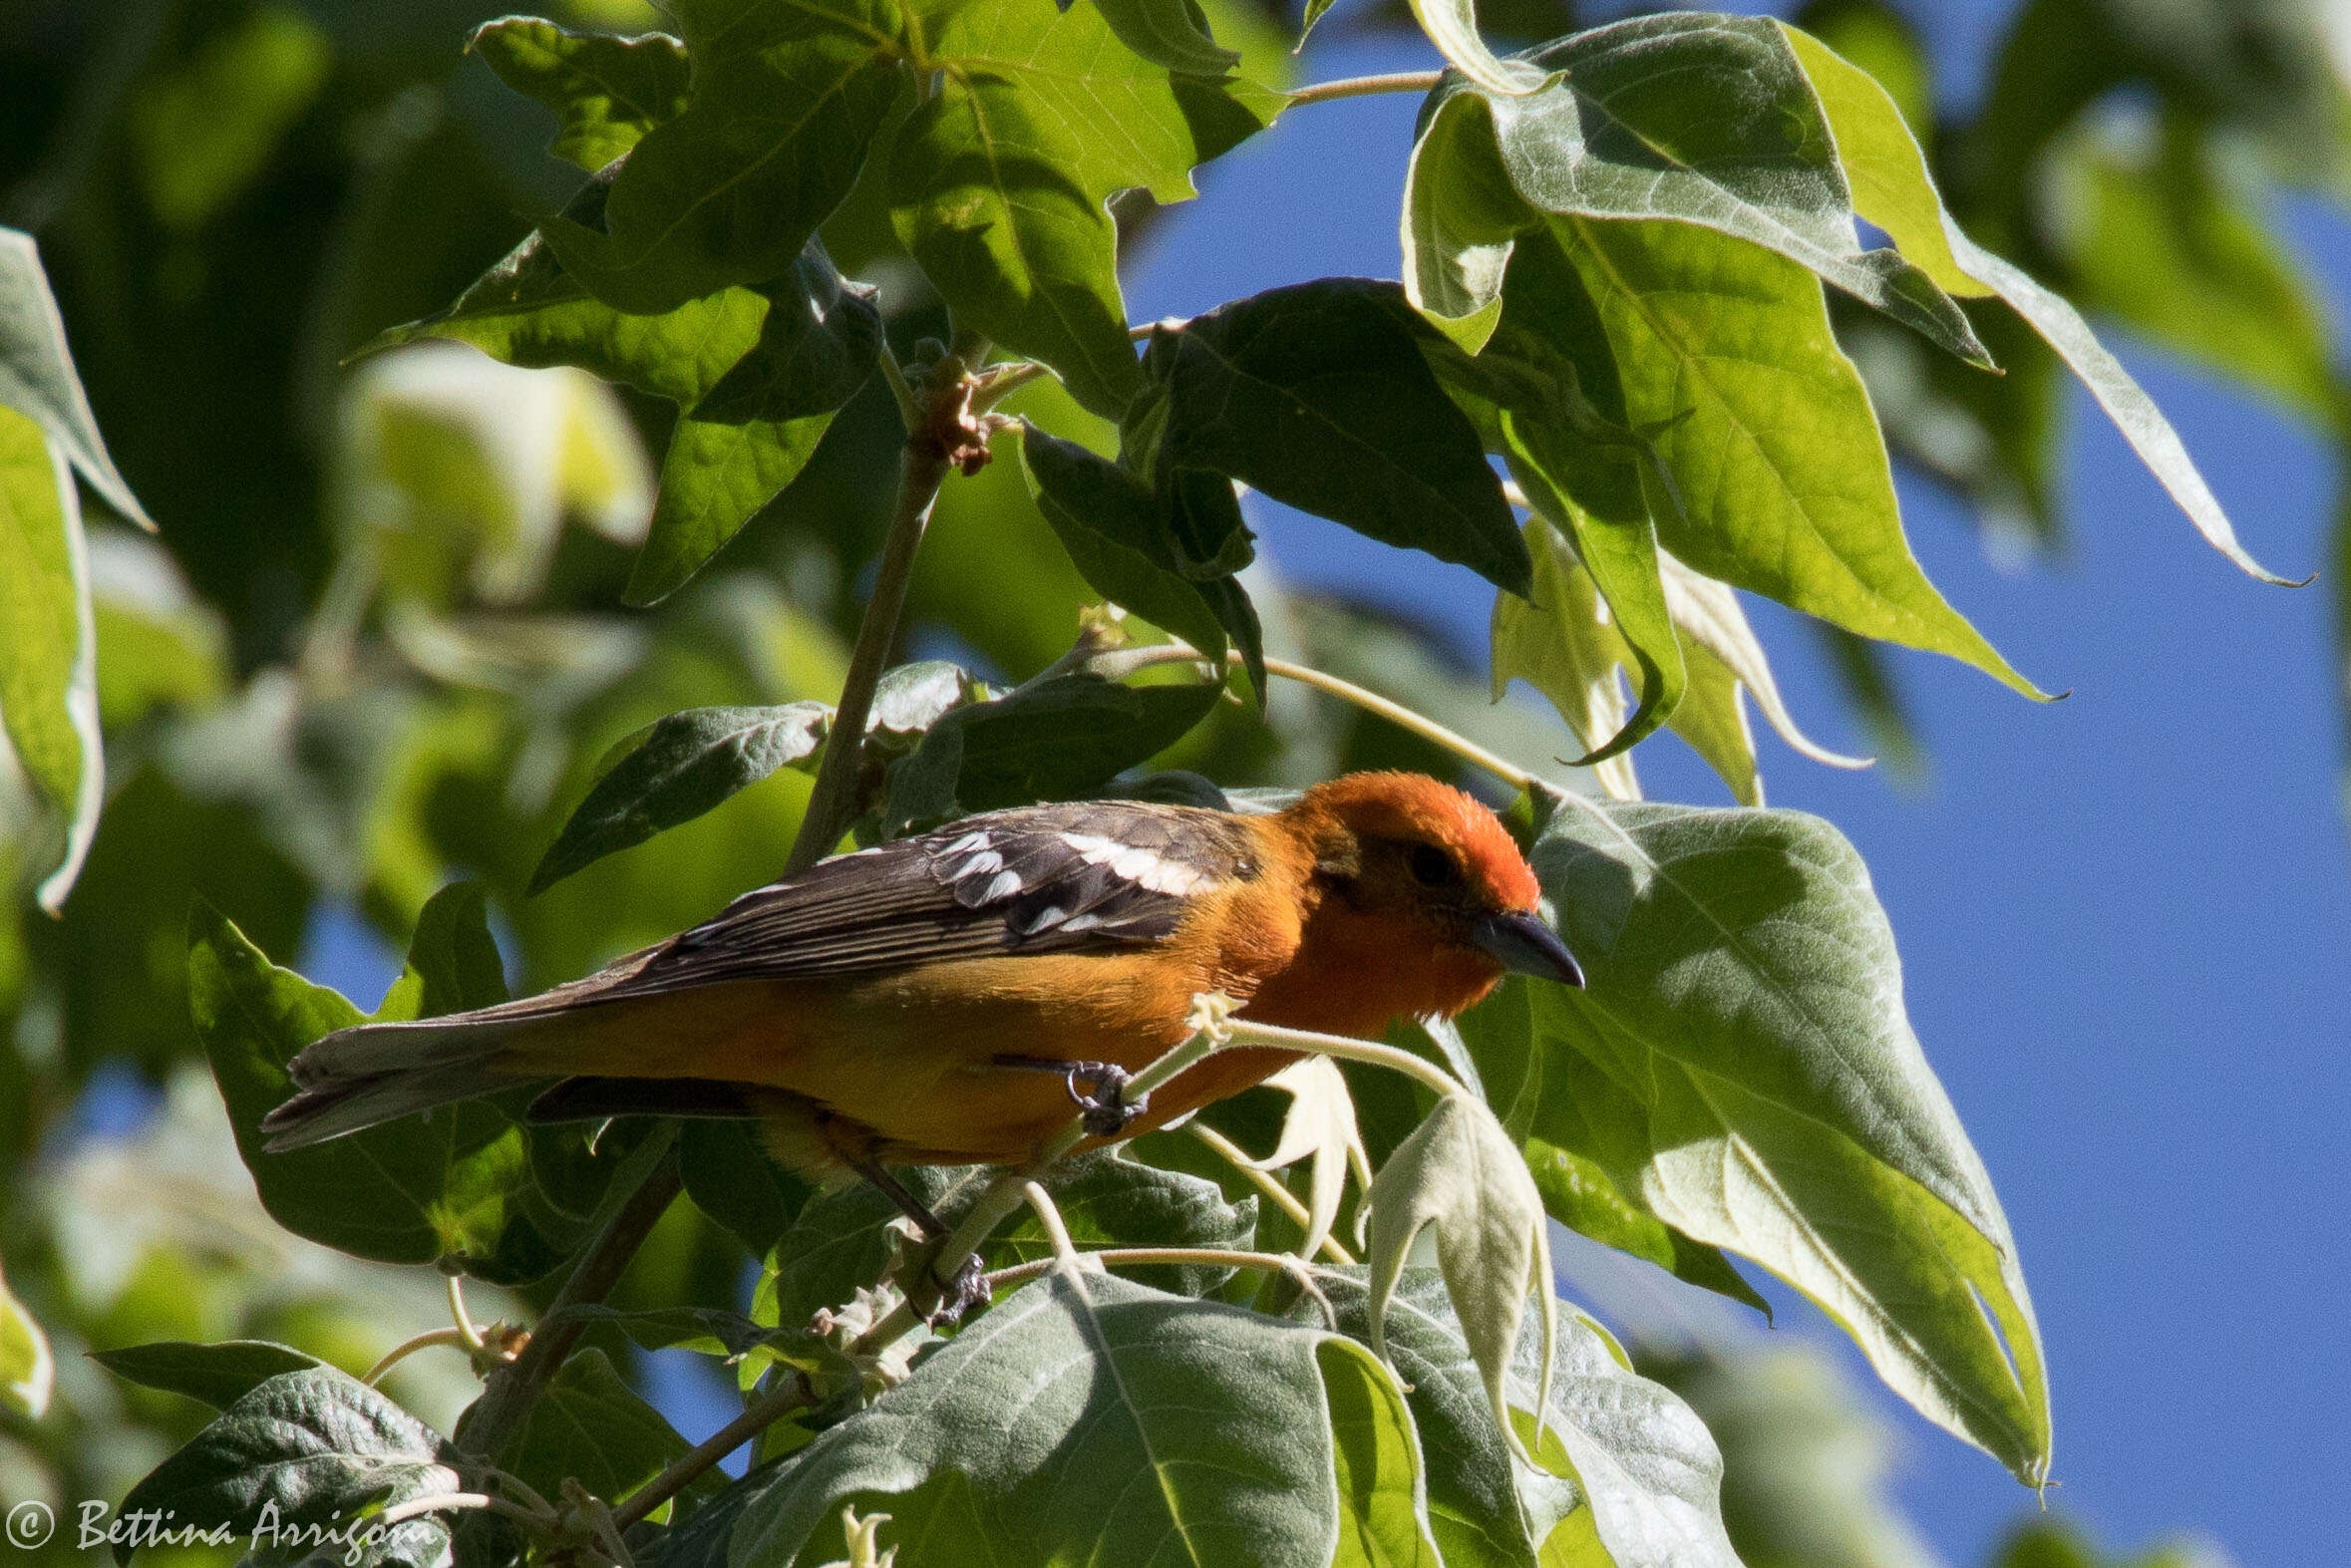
top-left (920, 1252), bottom-right (992, 1327)
top-left (1067, 1061), bottom-right (1147, 1137)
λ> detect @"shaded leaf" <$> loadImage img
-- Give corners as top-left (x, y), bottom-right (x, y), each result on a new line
top-left (502, 1348), bottom-right (698, 1507)
top-left (883, 673), bottom-right (1221, 830)
top-left (0, 405), bottom-right (101, 912)
top-left (989, 1151), bottom-right (1258, 1296)
top-left (1247, 1056), bottom-right (1367, 1265)
top-left (1095, 0), bottom-right (1240, 76)
top-left (1517, 790), bottom-right (2050, 1482)
top-left (116, 1367), bottom-right (461, 1568)
top-left (190, 887), bottom-right (593, 1283)
top-left (1490, 517), bottom-right (1641, 801)
top-left (531, 703), bottom-right (830, 893)
top-left (91, 1340), bottom-right (323, 1411)
top-left (540, 0), bottom-right (908, 313)
top-left (471, 17), bottom-right (692, 172)
top-left (1142, 279), bottom-right (1530, 594)
top-left (1364, 1092), bottom-right (1554, 1459)
top-left (682, 1119), bottom-right (820, 1258)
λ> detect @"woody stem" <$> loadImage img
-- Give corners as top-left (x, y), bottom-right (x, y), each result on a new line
top-left (1285, 70), bottom-right (1445, 107)
top-left (785, 352), bottom-right (963, 876)
top-left (610, 1370), bottom-right (820, 1531)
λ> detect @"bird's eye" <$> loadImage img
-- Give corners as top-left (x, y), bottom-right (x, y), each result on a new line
top-left (1409, 844), bottom-right (1457, 887)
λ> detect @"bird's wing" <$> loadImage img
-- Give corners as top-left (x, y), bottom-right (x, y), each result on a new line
top-left (592, 798), bottom-right (1264, 996)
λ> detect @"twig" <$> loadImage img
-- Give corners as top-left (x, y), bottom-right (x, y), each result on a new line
top-left (363, 1327), bottom-right (472, 1387)
top-left (1095, 645), bottom-right (1537, 792)
top-left (1215, 1016), bottom-right (1462, 1100)
top-left (1023, 1181), bottom-right (1081, 1266)
top-left (457, 1133), bottom-right (683, 1462)
top-left (609, 1370), bottom-right (820, 1531)
top-left (447, 1272), bottom-right (487, 1353)
top-left (784, 374), bottom-right (967, 875)
top-left (1186, 1123), bottom-right (1358, 1266)
top-left (370, 1492), bottom-right (549, 1532)
top-left (1287, 70), bottom-right (1444, 107)
top-left (983, 1246), bottom-right (1341, 1293)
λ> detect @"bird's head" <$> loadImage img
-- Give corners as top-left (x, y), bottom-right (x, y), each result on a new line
top-left (1282, 773), bottom-right (1583, 1019)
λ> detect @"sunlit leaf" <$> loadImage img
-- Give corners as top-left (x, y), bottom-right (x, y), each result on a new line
top-left (0, 1260), bottom-right (51, 1419)
top-left (0, 228), bottom-right (155, 530)
top-left (471, 17), bottom-right (691, 173)
top-left (1095, 0), bottom-right (1241, 76)
top-left (1489, 518), bottom-right (1640, 802)
top-left (0, 406), bottom-right (101, 913)
top-left (1512, 790), bottom-right (2051, 1482)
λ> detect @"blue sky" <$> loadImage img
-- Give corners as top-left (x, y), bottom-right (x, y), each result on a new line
top-left (295, 4), bottom-right (2348, 1561)
top-left (1111, 9), bottom-right (2349, 1565)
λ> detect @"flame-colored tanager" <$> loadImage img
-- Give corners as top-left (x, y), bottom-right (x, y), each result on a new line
top-left (263, 771), bottom-right (1581, 1244)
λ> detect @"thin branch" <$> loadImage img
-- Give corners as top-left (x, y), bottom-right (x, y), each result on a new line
top-left (971, 322), bottom-right (1182, 411)
top-left (1216, 1015), bottom-right (1462, 1101)
top-left (1023, 1180), bottom-right (1080, 1265)
top-left (1287, 70), bottom-right (1444, 108)
top-left (457, 1133), bottom-right (683, 1462)
top-left (446, 1272), bottom-right (488, 1353)
top-left (984, 1246), bottom-right (1343, 1293)
top-left (362, 1327), bottom-right (471, 1388)
top-left (1096, 645), bottom-right (1537, 792)
top-left (874, 340), bottom-right (922, 431)
top-left (609, 1371), bottom-right (819, 1531)
top-left (370, 1492), bottom-right (549, 1533)
top-left (784, 405), bottom-right (959, 875)
top-left (1186, 1123), bottom-right (1358, 1266)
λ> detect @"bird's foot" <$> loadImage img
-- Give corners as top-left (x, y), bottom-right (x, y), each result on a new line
top-left (898, 1240), bottom-right (992, 1327)
top-left (992, 1055), bottom-right (1150, 1137)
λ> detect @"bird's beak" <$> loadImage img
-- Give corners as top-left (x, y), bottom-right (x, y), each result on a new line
top-left (1471, 909), bottom-right (1584, 988)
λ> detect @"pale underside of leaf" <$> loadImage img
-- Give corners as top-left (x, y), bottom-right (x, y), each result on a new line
top-left (0, 409), bottom-right (101, 912)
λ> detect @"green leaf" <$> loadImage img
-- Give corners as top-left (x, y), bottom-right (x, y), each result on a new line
top-left (883, 673), bottom-right (1221, 831)
top-left (1246, 1057), bottom-right (1367, 1266)
top-left (471, 17), bottom-right (692, 173)
top-left (1435, 987), bottom-right (1770, 1316)
top-left (1140, 279), bottom-right (1530, 595)
top-left (1406, 0), bottom-right (1545, 99)
top-left (1095, 0), bottom-right (1241, 77)
top-left (1408, 17), bottom-right (1989, 366)
top-left (681, 1119), bottom-right (819, 1258)
top-left (539, 0), bottom-right (908, 314)
top-left (0, 405), bottom-right (101, 913)
top-left (0, 1260), bottom-right (51, 1419)
top-left (735, 1270), bottom-right (1437, 1566)
top-left (91, 1340), bottom-right (323, 1411)
top-left (116, 1367), bottom-right (462, 1568)
top-left (1535, 216), bottom-right (2048, 698)
top-left (189, 888), bottom-right (591, 1284)
top-left (1020, 421), bottom-right (1257, 682)
top-left (987, 1151), bottom-right (1258, 1296)
top-left (1491, 518), bottom-right (1642, 803)
top-left (0, 228), bottom-right (153, 530)
top-left (502, 1348), bottom-right (698, 1507)
top-left (556, 1305), bottom-right (785, 1360)
top-left (530, 702), bottom-right (830, 893)
top-left (1364, 1092), bottom-right (1554, 1462)
top-left (1516, 791), bottom-right (2051, 1483)
top-left (889, 0), bottom-right (1269, 417)
top-left (1782, 21), bottom-right (2301, 585)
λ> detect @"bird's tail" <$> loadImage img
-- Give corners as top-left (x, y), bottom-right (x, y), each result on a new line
top-left (259, 1010), bottom-right (541, 1150)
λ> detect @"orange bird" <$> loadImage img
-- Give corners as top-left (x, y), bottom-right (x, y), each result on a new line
top-left (263, 771), bottom-right (1580, 1285)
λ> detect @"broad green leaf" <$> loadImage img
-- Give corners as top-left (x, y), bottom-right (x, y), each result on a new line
top-left (759, 1166), bottom-right (960, 1332)
top-left (989, 1151), bottom-right (1258, 1297)
top-left (0, 405), bottom-right (102, 912)
top-left (735, 1269), bottom-right (1438, 1567)
top-left (0, 1260), bottom-right (50, 1419)
top-left (115, 1367), bottom-right (462, 1568)
top-left (557, 1304), bottom-right (787, 1360)
top-left (2054, 112), bottom-right (2339, 425)
top-left (1408, 17), bottom-right (1989, 366)
top-left (0, 228), bottom-right (155, 529)
top-left (1539, 217), bottom-right (2048, 698)
top-left (1783, 22), bottom-right (2300, 585)
top-left (1658, 547), bottom-right (1867, 786)
top-left (1139, 280), bottom-right (1530, 595)
top-left (502, 1348), bottom-right (699, 1508)
top-left (1434, 988), bottom-right (1770, 1316)
top-left (540, 0), bottom-right (908, 313)
top-left (471, 17), bottom-right (692, 172)
top-left (1364, 1092), bottom-right (1554, 1461)
top-left (1516, 791), bottom-right (2050, 1482)
top-left (1401, 77), bottom-right (1523, 347)
top-left (890, 0), bottom-right (1269, 417)
top-left (1020, 421), bottom-right (1263, 687)
top-left (682, 1119), bottom-right (820, 1257)
top-left (190, 888), bottom-right (593, 1284)
top-left (91, 1340), bottom-right (323, 1411)
top-left (883, 673), bottom-right (1221, 830)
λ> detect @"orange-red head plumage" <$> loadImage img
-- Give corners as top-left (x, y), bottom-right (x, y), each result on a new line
top-left (1292, 772), bottom-right (1542, 913)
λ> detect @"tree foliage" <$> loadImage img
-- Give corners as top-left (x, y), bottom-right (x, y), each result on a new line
top-left (0, 0), bottom-right (2332, 1563)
